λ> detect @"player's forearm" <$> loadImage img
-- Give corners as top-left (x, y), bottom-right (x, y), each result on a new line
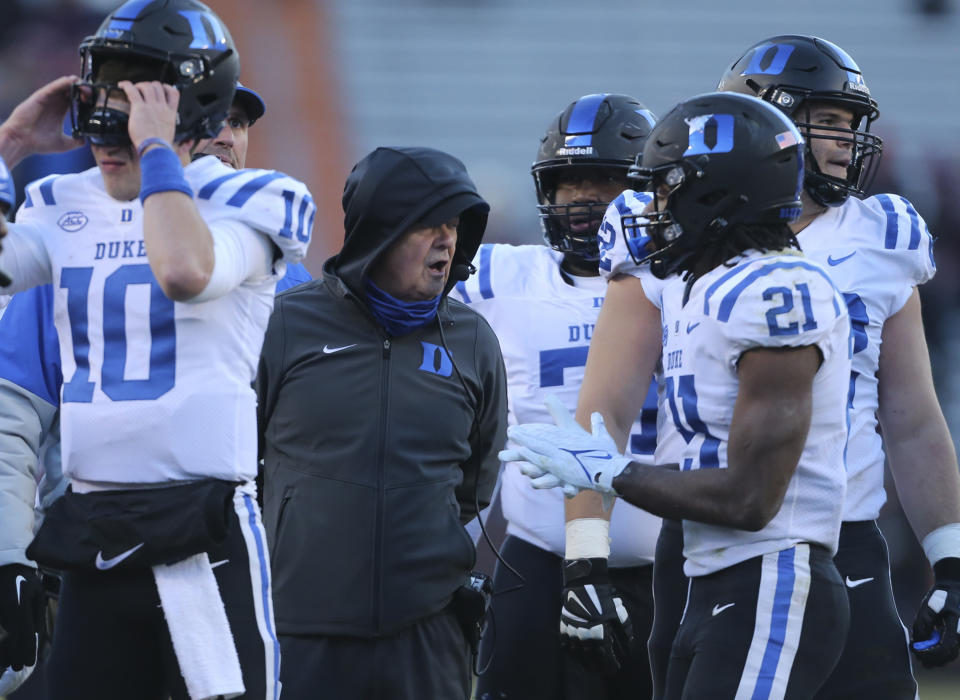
top-left (611, 461), bottom-right (770, 530)
top-left (886, 413), bottom-right (960, 541)
top-left (575, 274), bottom-right (660, 450)
top-left (143, 193), bottom-right (214, 301)
top-left (0, 128), bottom-right (31, 171)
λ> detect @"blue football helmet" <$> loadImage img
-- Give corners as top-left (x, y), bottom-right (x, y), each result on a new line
top-left (71, 0), bottom-right (240, 146)
top-left (717, 35), bottom-right (881, 207)
top-left (532, 94), bottom-right (655, 261)
top-left (626, 92), bottom-right (804, 279)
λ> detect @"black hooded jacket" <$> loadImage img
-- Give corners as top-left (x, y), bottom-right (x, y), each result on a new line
top-left (255, 147), bottom-right (507, 637)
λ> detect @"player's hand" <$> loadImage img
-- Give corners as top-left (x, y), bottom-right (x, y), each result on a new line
top-left (0, 76), bottom-right (84, 169)
top-left (560, 557), bottom-right (633, 675)
top-left (0, 565), bottom-right (45, 671)
top-left (912, 557), bottom-right (960, 668)
top-left (119, 81), bottom-right (182, 155)
top-left (498, 394), bottom-right (631, 496)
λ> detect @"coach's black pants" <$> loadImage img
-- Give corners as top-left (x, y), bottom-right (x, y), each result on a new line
top-left (278, 609), bottom-right (470, 700)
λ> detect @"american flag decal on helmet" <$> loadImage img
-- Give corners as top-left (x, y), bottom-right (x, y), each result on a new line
top-left (775, 130), bottom-right (799, 149)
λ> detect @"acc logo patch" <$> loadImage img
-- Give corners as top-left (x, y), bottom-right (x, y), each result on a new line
top-left (58, 211), bottom-right (88, 232)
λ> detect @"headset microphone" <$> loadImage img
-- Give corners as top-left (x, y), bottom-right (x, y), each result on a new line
top-left (450, 262), bottom-right (476, 283)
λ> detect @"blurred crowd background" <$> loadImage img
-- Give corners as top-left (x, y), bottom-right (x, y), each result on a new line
top-left (2, 0), bottom-right (958, 692)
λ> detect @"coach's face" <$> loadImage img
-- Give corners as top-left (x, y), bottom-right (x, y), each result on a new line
top-left (368, 218), bottom-right (459, 301)
top-left (89, 90), bottom-right (141, 201)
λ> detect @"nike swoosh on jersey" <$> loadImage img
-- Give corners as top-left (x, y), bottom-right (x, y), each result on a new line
top-left (210, 559), bottom-right (229, 570)
top-left (712, 602), bottom-right (735, 616)
top-left (686, 322), bottom-right (701, 333)
top-left (95, 543), bottom-right (145, 570)
top-left (323, 343), bottom-right (357, 354)
top-left (827, 252), bottom-right (856, 266)
top-left (845, 575), bottom-right (874, 588)
top-left (15, 575), bottom-right (26, 604)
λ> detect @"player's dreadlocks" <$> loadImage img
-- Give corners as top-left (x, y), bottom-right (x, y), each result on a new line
top-left (677, 222), bottom-right (800, 281)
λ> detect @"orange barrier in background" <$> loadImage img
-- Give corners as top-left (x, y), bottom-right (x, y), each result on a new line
top-left (217, 0), bottom-right (350, 275)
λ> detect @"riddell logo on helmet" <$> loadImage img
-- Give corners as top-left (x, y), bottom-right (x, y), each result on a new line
top-left (846, 80), bottom-right (870, 95)
top-left (555, 146), bottom-right (594, 156)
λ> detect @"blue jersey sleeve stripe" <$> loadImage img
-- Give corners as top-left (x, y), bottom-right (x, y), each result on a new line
top-left (703, 260), bottom-right (760, 316)
top-left (226, 172), bottom-right (285, 208)
top-left (478, 244), bottom-right (494, 299)
top-left (715, 261), bottom-right (838, 322)
top-left (197, 171), bottom-right (245, 200)
top-left (455, 280), bottom-right (471, 304)
top-left (39, 178), bottom-right (57, 206)
top-left (23, 189), bottom-right (34, 208)
top-left (876, 194), bottom-right (899, 249)
top-left (897, 196), bottom-right (922, 251)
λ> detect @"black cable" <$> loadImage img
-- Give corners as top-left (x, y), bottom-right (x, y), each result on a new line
top-left (436, 309), bottom-right (526, 675)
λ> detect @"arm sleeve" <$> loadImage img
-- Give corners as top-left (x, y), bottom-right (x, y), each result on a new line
top-left (186, 219), bottom-right (276, 304)
top-left (0, 285), bottom-right (62, 565)
top-left (455, 316), bottom-right (508, 524)
top-left (870, 194), bottom-right (937, 317)
top-left (706, 261), bottom-right (848, 372)
top-left (0, 221), bottom-right (53, 294)
top-left (0, 379), bottom-right (57, 567)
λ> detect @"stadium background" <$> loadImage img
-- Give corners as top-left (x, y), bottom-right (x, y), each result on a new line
top-left (1, 0), bottom-right (958, 696)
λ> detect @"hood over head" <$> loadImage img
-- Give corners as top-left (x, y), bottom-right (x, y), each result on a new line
top-left (329, 146), bottom-right (490, 296)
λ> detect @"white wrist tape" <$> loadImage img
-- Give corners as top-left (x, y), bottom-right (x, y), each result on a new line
top-left (565, 518), bottom-right (610, 560)
top-left (922, 522), bottom-right (960, 566)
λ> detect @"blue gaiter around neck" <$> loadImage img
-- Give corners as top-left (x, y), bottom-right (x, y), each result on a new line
top-left (364, 278), bottom-right (441, 337)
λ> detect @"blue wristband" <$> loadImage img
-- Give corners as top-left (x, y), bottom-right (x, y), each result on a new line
top-left (136, 137), bottom-right (173, 158)
top-left (139, 146), bottom-right (193, 204)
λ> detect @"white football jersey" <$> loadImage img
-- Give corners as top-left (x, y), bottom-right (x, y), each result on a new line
top-left (0, 157), bottom-right (313, 487)
top-left (452, 243), bottom-right (661, 566)
top-left (598, 191), bottom-right (687, 474)
top-left (659, 250), bottom-right (850, 576)
top-left (798, 194), bottom-right (935, 521)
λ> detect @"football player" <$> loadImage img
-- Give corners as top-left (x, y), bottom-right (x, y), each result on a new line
top-left (503, 91), bottom-right (853, 699)
top-left (0, 77), bottom-right (307, 698)
top-left (719, 36), bottom-right (956, 696)
top-left (452, 94), bottom-right (659, 699)
top-left (555, 35), bottom-right (958, 699)
top-left (0, 1), bottom-right (313, 698)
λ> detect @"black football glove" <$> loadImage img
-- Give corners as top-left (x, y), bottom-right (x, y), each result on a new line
top-left (0, 564), bottom-right (45, 672)
top-left (560, 557), bottom-right (633, 675)
top-left (911, 557), bottom-right (960, 668)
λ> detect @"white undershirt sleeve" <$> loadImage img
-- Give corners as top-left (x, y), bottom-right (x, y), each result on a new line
top-left (185, 220), bottom-right (276, 304)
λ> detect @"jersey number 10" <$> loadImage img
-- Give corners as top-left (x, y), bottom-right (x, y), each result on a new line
top-left (61, 264), bottom-right (175, 403)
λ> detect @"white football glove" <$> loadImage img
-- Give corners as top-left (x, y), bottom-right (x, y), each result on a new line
top-left (499, 395), bottom-right (632, 497)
